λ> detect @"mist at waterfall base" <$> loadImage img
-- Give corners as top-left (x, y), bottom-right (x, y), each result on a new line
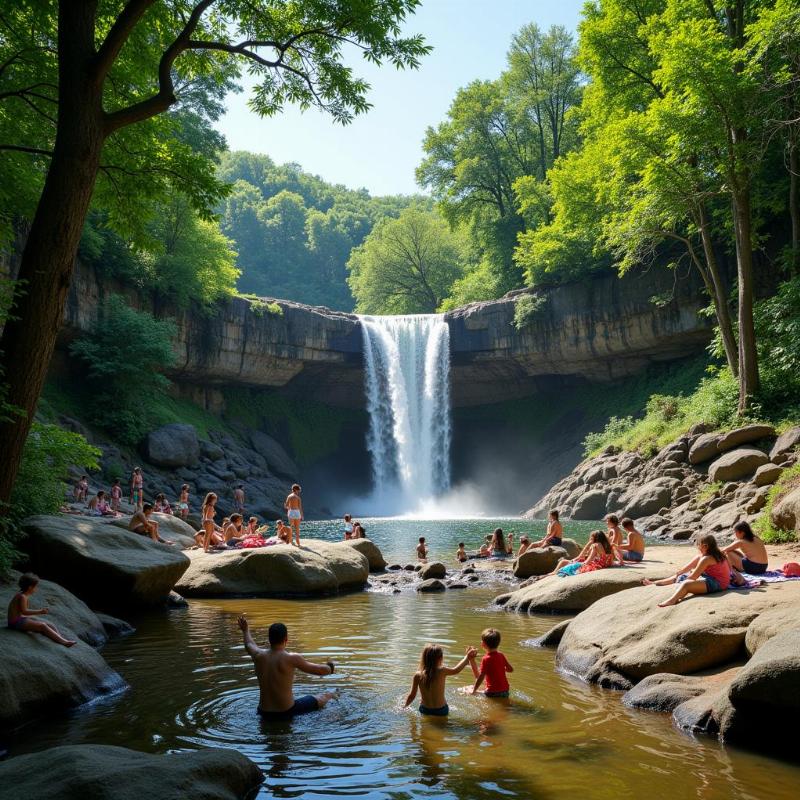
top-left (335, 314), bottom-right (505, 519)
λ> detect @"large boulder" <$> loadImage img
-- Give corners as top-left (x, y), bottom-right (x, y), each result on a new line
top-left (142, 423), bottom-right (199, 468)
top-left (688, 433), bottom-right (723, 465)
top-left (571, 489), bottom-right (609, 520)
top-left (622, 478), bottom-right (679, 518)
top-left (720, 628), bottom-right (800, 749)
top-left (707, 447), bottom-right (769, 483)
top-left (419, 561), bottom-right (447, 580)
top-left (0, 575), bottom-right (125, 728)
top-left (22, 515), bottom-right (190, 609)
top-left (752, 463), bottom-right (782, 487)
top-left (175, 539), bottom-right (369, 597)
top-left (717, 424), bottom-right (775, 452)
top-left (555, 582), bottom-right (800, 689)
top-left (770, 485), bottom-right (800, 534)
top-left (513, 546), bottom-right (569, 578)
top-left (623, 672), bottom-right (717, 713)
top-left (248, 430), bottom-right (298, 478)
top-left (0, 745), bottom-right (263, 800)
top-left (344, 538), bottom-right (386, 572)
top-left (770, 426), bottom-right (800, 460)
top-left (417, 578), bottom-right (446, 593)
top-left (496, 562), bottom-right (671, 614)
top-left (112, 513), bottom-right (198, 548)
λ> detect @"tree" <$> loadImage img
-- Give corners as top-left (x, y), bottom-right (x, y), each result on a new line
top-left (347, 207), bottom-right (466, 313)
top-left (0, 1), bottom-right (428, 505)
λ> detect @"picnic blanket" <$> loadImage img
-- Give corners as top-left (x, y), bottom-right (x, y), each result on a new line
top-left (730, 569), bottom-right (800, 590)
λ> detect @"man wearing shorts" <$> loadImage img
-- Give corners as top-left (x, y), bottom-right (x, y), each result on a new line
top-left (284, 484), bottom-right (303, 546)
top-left (238, 615), bottom-right (335, 720)
top-left (130, 467), bottom-right (144, 510)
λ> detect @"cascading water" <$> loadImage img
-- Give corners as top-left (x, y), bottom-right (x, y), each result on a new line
top-left (360, 314), bottom-right (451, 512)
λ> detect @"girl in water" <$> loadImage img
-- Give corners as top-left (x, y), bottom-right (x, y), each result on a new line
top-left (489, 528), bottom-right (513, 558)
top-left (643, 534), bottom-right (732, 606)
top-left (404, 643), bottom-right (477, 716)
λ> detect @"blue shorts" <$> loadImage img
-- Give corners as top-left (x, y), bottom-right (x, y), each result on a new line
top-left (485, 690), bottom-right (509, 698)
top-left (548, 538), bottom-right (562, 547)
top-left (8, 618), bottom-right (27, 631)
top-left (741, 558), bottom-right (767, 575)
top-left (258, 695), bottom-right (319, 720)
top-left (419, 704), bottom-right (449, 716)
top-left (701, 575), bottom-right (722, 593)
top-left (623, 550), bottom-right (644, 562)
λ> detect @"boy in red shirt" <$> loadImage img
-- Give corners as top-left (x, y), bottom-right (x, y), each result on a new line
top-left (468, 627), bottom-right (513, 698)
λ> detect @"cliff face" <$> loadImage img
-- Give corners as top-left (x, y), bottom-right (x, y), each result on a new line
top-left (56, 260), bottom-right (712, 408)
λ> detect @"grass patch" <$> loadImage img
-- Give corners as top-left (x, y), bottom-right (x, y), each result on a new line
top-left (755, 463), bottom-right (800, 544)
top-left (695, 481), bottom-right (723, 505)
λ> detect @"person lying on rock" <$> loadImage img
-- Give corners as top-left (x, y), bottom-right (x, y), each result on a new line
top-left (617, 518), bottom-right (645, 562)
top-left (536, 530), bottom-right (615, 580)
top-left (238, 616), bottom-right (335, 720)
top-left (642, 534), bottom-right (734, 606)
top-left (129, 503), bottom-right (173, 545)
top-left (527, 509), bottom-right (563, 549)
top-left (405, 643), bottom-right (477, 716)
top-left (722, 521), bottom-right (769, 576)
top-left (7, 573), bottom-right (76, 647)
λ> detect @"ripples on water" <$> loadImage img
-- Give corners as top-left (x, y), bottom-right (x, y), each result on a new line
top-left (8, 522), bottom-right (800, 800)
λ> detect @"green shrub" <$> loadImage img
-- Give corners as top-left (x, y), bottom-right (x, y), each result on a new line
top-left (513, 293), bottom-right (549, 330)
top-left (70, 295), bottom-right (177, 445)
top-left (755, 463), bottom-right (800, 544)
top-left (0, 423), bottom-right (100, 576)
top-left (248, 298), bottom-right (284, 317)
top-left (695, 481), bottom-right (723, 505)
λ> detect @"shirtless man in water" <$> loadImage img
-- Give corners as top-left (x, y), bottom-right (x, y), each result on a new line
top-left (284, 484), bottom-right (303, 546)
top-left (238, 615), bottom-right (335, 719)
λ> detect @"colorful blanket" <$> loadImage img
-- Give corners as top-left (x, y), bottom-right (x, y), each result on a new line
top-left (730, 569), bottom-right (800, 590)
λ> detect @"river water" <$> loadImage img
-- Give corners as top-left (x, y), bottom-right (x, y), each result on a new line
top-left (9, 519), bottom-right (800, 799)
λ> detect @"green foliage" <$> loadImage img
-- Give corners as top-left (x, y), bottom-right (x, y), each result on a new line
top-left (248, 298), bottom-right (284, 317)
top-left (583, 367), bottom-right (740, 457)
top-left (756, 463), bottom-right (800, 544)
top-left (218, 152), bottom-right (422, 310)
top-left (223, 389), bottom-right (364, 467)
top-left (695, 481), bottom-right (724, 505)
top-left (347, 206), bottom-right (467, 313)
top-left (0, 423), bottom-right (99, 575)
top-left (70, 296), bottom-right (177, 445)
top-left (512, 293), bottom-right (549, 330)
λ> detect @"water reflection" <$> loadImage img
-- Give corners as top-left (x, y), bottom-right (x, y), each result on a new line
top-left (7, 586), bottom-right (800, 800)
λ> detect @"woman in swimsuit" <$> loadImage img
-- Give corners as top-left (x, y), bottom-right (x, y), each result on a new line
top-left (489, 528), bottom-right (513, 558)
top-left (404, 643), bottom-right (477, 716)
top-left (201, 492), bottom-right (219, 553)
top-left (722, 521), bottom-right (769, 575)
top-left (7, 573), bottom-right (76, 646)
top-left (643, 534), bottom-right (732, 606)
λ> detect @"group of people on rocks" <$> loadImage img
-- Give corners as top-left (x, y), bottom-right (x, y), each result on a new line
top-left (342, 514), bottom-right (367, 539)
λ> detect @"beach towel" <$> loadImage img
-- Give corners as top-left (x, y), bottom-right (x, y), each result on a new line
top-left (729, 569), bottom-right (800, 589)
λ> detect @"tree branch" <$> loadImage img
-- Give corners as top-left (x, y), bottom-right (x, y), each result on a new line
top-left (94, 0), bottom-right (158, 81)
top-left (0, 144), bottom-right (52, 157)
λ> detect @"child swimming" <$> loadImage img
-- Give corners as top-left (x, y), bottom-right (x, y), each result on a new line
top-left (7, 573), bottom-right (76, 647)
top-left (643, 534), bottom-right (732, 606)
top-left (404, 643), bottom-right (478, 716)
top-left (469, 628), bottom-right (513, 697)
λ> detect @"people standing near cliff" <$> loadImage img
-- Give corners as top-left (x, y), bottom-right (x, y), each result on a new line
top-left (177, 484), bottom-right (190, 519)
top-left (74, 475), bottom-right (89, 504)
top-left (284, 484), bottom-right (303, 546)
top-left (722, 521), bottom-right (769, 575)
top-left (110, 479), bottom-right (122, 513)
top-left (201, 492), bottom-right (219, 552)
top-left (130, 467), bottom-right (144, 510)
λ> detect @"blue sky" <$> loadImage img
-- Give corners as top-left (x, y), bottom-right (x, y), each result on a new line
top-left (215, 1), bottom-right (585, 195)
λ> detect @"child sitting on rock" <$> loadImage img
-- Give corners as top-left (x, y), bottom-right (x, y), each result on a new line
top-left (7, 573), bottom-right (76, 647)
top-left (468, 628), bottom-right (513, 698)
top-left (618, 518), bottom-right (645, 562)
top-left (643, 534), bottom-right (732, 606)
top-left (722, 521), bottom-right (769, 575)
top-left (405, 643), bottom-right (477, 716)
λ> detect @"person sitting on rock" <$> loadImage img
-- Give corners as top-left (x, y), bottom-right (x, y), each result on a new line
top-left (405, 643), bottom-right (477, 716)
top-left (238, 615), bottom-right (335, 720)
top-left (87, 490), bottom-right (113, 516)
top-left (417, 537), bottom-right (428, 561)
top-left (110, 479), bottom-right (122, 513)
top-left (153, 493), bottom-right (172, 515)
top-left (129, 503), bottom-right (172, 544)
top-left (456, 542), bottom-right (468, 563)
top-left (224, 513), bottom-right (246, 545)
top-left (246, 516), bottom-right (260, 536)
top-left (722, 521), bottom-right (769, 575)
top-left (618, 518), bottom-right (645, 562)
top-left (275, 520), bottom-right (292, 544)
top-left (477, 535), bottom-right (492, 558)
top-left (7, 573), bottom-right (76, 647)
top-left (643, 534), bottom-right (732, 606)
top-left (353, 522), bottom-right (366, 539)
top-left (528, 509), bottom-right (563, 549)
top-left (536, 530), bottom-right (613, 580)
top-left (177, 485), bottom-right (190, 519)
top-left (604, 514), bottom-right (624, 549)
top-left (516, 536), bottom-right (531, 557)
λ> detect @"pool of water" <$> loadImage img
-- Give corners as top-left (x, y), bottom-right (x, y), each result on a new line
top-left (294, 518), bottom-right (607, 564)
top-left (8, 520), bottom-right (800, 799)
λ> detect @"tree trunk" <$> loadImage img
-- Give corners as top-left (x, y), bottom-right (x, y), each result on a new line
top-left (0, 2), bottom-right (104, 506)
top-left (697, 204), bottom-right (738, 376)
top-left (790, 128), bottom-right (799, 272)
top-left (731, 189), bottom-right (760, 412)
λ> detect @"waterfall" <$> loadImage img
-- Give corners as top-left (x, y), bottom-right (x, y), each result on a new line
top-left (360, 314), bottom-right (451, 511)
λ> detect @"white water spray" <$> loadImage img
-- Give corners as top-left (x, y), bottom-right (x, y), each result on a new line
top-left (360, 315), bottom-right (451, 513)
